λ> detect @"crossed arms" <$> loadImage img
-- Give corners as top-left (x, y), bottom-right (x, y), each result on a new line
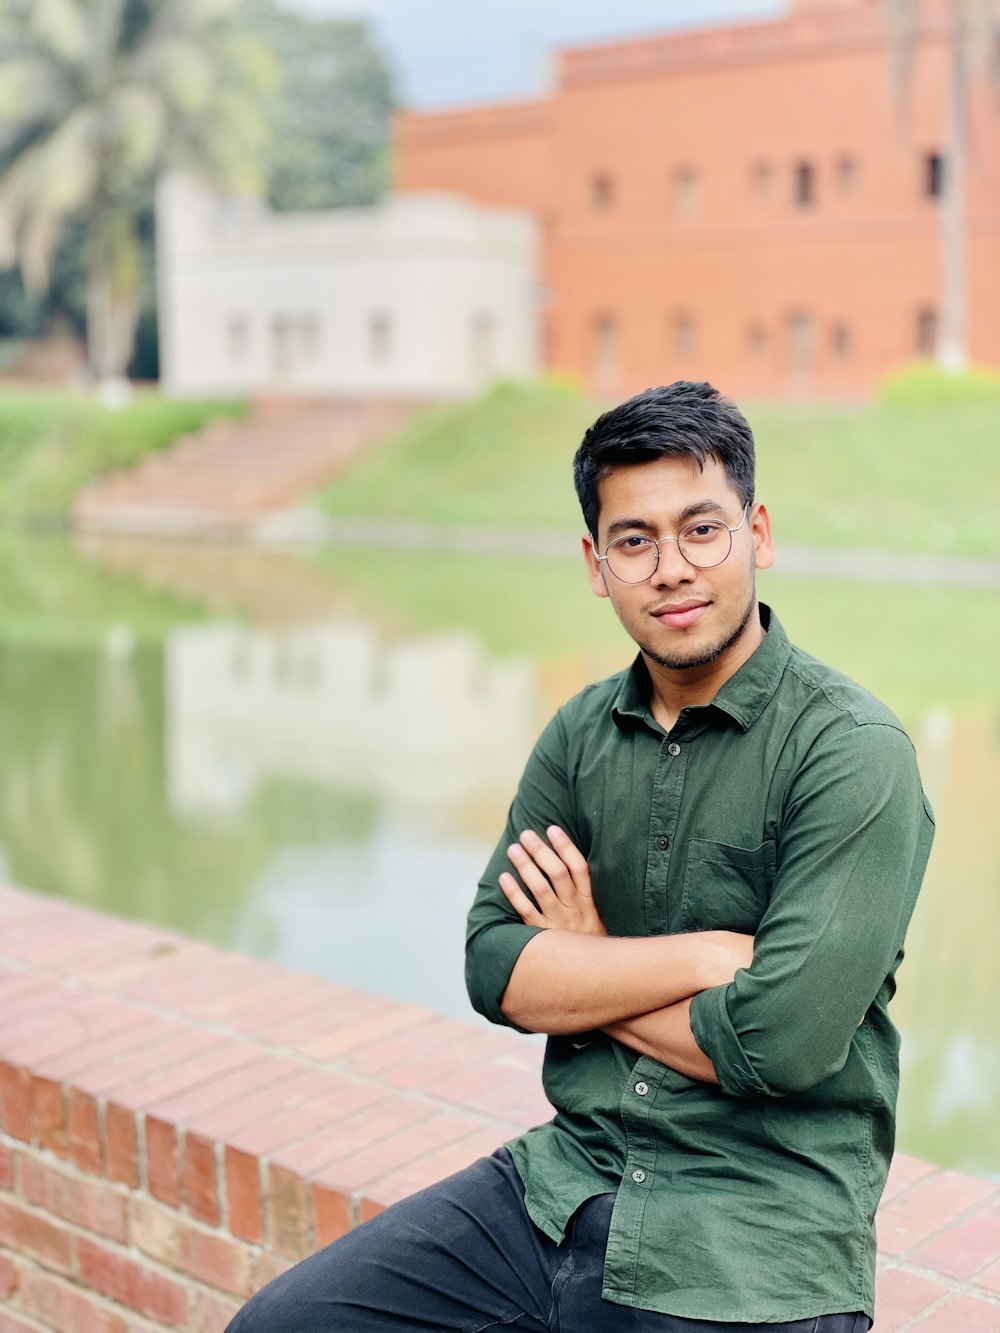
top-left (497, 825), bottom-right (751, 1083)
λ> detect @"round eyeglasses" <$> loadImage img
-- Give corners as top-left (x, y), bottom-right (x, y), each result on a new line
top-left (594, 503), bottom-right (751, 584)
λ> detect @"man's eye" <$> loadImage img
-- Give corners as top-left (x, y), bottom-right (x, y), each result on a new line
top-left (685, 523), bottom-right (723, 541)
top-left (617, 536), bottom-right (653, 553)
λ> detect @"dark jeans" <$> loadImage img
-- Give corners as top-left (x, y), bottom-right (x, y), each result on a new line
top-left (227, 1149), bottom-right (869, 1332)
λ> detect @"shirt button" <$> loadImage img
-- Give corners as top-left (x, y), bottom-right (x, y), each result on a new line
top-left (635, 1082), bottom-right (649, 1096)
top-left (631, 1169), bottom-right (647, 1184)
top-left (667, 742), bottom-right (681, 757)
top-left (655, 836), bottom-right (669, 851)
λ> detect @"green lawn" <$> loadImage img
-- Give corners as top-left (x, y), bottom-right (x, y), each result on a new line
top-left (0, 388), bottom-right (245, 521)
top-left (318, 378), bottom-right (1000, 560)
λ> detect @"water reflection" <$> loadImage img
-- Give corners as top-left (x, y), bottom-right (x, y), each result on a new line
top-left (0, 534), bottom-right (994, 1176)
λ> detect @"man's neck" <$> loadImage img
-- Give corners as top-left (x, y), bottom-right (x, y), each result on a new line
top-left (645, 607), bottom-right (766, 733)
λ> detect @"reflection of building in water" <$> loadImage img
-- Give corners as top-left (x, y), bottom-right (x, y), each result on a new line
top-left (165, 622), bottom-right (538, 833)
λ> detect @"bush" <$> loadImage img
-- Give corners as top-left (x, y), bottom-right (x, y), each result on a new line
top-left (879, 363), bottom-right (1000, 409)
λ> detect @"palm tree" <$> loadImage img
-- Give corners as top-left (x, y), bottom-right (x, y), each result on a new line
top-left (882, 0), bottom-right (998, 372)
top-left (0, 0), bottom-right (276, 385)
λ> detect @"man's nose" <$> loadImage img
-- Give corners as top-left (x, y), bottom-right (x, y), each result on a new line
top-left (650, 537), bottom-right (695, 587)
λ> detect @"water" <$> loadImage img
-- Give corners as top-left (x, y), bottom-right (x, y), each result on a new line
top-left (0, 532), bottom-right (996, 1178)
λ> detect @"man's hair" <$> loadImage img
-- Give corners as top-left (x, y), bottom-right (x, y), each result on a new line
top-left (572, 381), bottom-right (756, 538)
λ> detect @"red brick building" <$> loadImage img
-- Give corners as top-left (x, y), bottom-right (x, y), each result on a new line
top-left (395, 0), bottom-right (1000, 397)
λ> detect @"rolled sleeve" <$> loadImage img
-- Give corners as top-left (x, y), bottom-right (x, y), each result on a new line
top-left (465, 708), bottom-right (582, 1031)
top-left (690, 719), bottom-right (934, 1097)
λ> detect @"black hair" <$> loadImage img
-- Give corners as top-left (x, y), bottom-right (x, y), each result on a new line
top-left (572, 381), bottom-right (755, 538)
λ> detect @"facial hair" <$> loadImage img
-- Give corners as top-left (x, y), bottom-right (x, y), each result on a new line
top-left (642, 583), bottom-right (758, 672)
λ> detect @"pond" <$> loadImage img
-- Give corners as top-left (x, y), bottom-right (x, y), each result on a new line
top-left (0, 531), bottom-right (996, 1179)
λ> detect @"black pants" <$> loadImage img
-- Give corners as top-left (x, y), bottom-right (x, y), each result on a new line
top-left (227, 1149), bottom-right (868, 1332)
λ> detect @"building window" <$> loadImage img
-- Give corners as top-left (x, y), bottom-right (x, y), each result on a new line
top-left (786, 310), bottom-right (815, 378)
top-left (369, 311), bottom-right (392, 364)
top-left (830, 321), bottom-right (852, 362)
top-left (751, 159), bottom-right (773, 202)
top-left (671, 166), bottom-right (701, 220)
top-left (924, 152), bottom-right (944, 199)
top-left (672, 312), bottom-right (697, 368)
top-left (835, 155), bottom-right (858, 194)
top-left (915, 307), bottom-right (937, 357)
top-left (227, 314), bottom-right (250, 361)
top-left (470, 311), bottom-right (496, 376)
top-left (794, 161), bottom-right (815, 208)
top-left (591, 172), bottom-right (616, 211)
top-left (593, 313), bottom-right (619, 387)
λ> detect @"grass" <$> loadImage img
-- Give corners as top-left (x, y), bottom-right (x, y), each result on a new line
top-left (0, 387), bottom-right (246, 520)
top-left (318, 378), bottom-right (1000, 559)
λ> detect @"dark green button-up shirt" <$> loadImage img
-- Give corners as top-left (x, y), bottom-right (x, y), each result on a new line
top-left (466, 607), bottom-right (934, 1324)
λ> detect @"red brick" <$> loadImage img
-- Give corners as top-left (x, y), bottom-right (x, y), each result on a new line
top-left (226, 979), bottom-right (360, 1040)
top-left (345, 1017), bottom-right (473, 1076)
top-left (224, 1081), bottom-right (385, 1160)
top-left (108, 1043), bottom-right (258, 1115)
top-left (255, 1251), bottom-right (292, 1288)
top-left (0, 1196), bottom-right (74, 1273)
top-left (313, 1184), bottom-right (351, 1246)
top-left (20, 1268), bottom-right (126, 1333)
top-left (21, 1155), bottom-right (127, 1243)
top-left (150, 1054), bottom-right (299, 1130)
top-left (270, 1096), bottom-right (435, 1179)
top-left (358, 1126), bottom-right (506, 1219)
top-left (977, 1259), bottom-right (1000, 1296)
top-left (879, 1153), bottom-right (939, 1208)
top-left (192, 1291), bottom-right (242, 1333)
top-left (873, 1268), bottom-right (949, 1331)
top-left (225, 1147), bottom-right (263, 1243)
top-left (181, 1132), bottom-right (219, 1225)
top-left (267, 1164), bottom-right (311, 1260)
top-left (75, 1028), bottom-right (224, 1100)
top-left (312, 1111), bottom-right (484, 1200)
top-left (0, 1310), bottom-right (42, 1332)
top-left (297, 1004), bottom-right (432, 1061)
top-left (0, 1062), bottom-right (31, 1140)
top-left (909, 1294), bottom-right (1000, 1331)
top-left (186, 1066), bottom-right (334, 1144)
top-left (0, 1142), bottom-right (13, 1189)
top-left (0, 1253), bottom-right (18, 1300)
top-left (68, 1087), bottom-right (102, 1174)
top-left (145, 1116), bottom-right (180, 1206)
top-left (914, 1200), bottom-right (1000, 1280)
top-left (130, 1196), bottom-right (254, 1298)
top-left (77, 1236), bottom-right (188, 1327)
top-left (30, 1077), bottom-right (67, 1156)
top-left (877, 1170), bottom-right (996, 1257)
top-left (104, 1102), bottom-right (139, 1188)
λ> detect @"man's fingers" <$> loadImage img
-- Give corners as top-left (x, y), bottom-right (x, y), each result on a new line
top-left (498, 872), bottom-right (544, 926)
top-left (506, 844), bottom-right (558, 904)
top-left (546, 826), bottom-right (594, 894)
top-left (518, 828), bottom-right (592, 901)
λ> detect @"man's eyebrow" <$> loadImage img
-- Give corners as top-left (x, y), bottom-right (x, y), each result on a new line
top-left (605, 500), bottom-right (727, 539)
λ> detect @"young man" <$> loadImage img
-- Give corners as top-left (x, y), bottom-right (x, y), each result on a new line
top-left (229, 382), bottom-right (933, 1331)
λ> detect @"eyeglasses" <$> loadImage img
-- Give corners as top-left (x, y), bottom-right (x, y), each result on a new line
top-left (594, 503), bottom-right (751, 584)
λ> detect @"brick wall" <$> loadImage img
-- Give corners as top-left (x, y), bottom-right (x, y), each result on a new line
top-left (0, 884), bottom-right (996, 1332)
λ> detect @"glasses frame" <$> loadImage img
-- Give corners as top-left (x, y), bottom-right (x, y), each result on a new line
top-left (594, 502), bottom-right (751, 584)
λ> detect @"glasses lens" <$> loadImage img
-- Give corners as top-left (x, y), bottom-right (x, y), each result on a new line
top-left (605, 535), bottom-right (659, 583)
top-left (678, 521), bottom-right (732, 569)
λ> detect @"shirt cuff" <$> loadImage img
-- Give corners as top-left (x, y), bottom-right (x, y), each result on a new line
top-left (465, 921), bottom-right (544, 1030)
top-left (689, 984), bottom-right (774, 1099)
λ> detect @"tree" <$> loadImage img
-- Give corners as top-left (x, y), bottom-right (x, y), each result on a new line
top-left (882, 0), bottom-right (999, 372)
top-left (0, 0), bottom-right (277, 384)
top-left (246, 0), bottom-right (396, 212)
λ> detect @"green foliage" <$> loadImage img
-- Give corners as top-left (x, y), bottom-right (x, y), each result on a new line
top-left (246, 0), bottom-right (396, 211)
top-left (317, 381), bottom-right (1000, 560)
top-left (0, 389), bottom-right (246, 518)
top-left (879, 362), bottom-right (1000, 408)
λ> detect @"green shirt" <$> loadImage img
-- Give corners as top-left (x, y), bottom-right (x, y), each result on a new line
top-left (466, 607), bottom-right (934, 1325)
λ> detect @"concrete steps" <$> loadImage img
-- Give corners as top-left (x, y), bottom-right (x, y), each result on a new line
top-left (73, 397), bottom-right (421, 538)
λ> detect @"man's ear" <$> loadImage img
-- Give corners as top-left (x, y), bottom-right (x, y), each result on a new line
top-left (582, 534), bottom-right (610, 599)
top-left (750, 502), bottom-right (775, 571)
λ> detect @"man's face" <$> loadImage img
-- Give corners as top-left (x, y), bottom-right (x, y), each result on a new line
top-left (582, 455), bottom-right (774, 674)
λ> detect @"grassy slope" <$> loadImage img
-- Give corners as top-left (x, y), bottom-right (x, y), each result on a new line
top-left (0, 389), bottom-right (245, 520)
top-left (319, 380), bottom-right (1000, 559)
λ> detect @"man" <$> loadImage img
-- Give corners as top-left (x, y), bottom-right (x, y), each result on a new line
top-left (229, 382), bottom-right (933, 1331)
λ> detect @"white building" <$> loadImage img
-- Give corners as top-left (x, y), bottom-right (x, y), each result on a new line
top-left (156, 176), bottom-right (540, 398)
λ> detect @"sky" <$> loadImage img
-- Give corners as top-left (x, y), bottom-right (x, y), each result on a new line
top-left (298, 0), bottom-right (785, 108)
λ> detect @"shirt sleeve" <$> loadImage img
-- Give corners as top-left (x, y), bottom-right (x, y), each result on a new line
top-left (689, 719), bottom-right (935, 1097)
top-left (465, 707), bottom-right (582, 1029)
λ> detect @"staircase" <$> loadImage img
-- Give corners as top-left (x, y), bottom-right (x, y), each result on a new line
top-left (73, 397), bottom-right (419, 538)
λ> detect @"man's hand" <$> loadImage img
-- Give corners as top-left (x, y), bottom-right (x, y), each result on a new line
top-left (499, 825), bottom-right (607, 936)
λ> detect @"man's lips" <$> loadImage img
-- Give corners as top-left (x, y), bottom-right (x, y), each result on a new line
top-left (650, 599), bottom-right (710, 629)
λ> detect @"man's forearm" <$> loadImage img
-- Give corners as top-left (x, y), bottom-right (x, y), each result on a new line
top-left (500, 930), bottom-right (737, 1034)
top-left (604, 998), bottom-right (719, 1083)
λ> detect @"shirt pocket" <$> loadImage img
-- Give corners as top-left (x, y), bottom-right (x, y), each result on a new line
top-left (678, 838), bottom-right (776, 933)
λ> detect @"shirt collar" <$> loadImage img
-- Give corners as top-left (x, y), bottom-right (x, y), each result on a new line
top-left (611, 603), bottom-right (791, 734)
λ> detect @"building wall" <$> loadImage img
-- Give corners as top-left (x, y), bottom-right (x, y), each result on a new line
top-left (394, 0), bottom-right (1000, 397)
top-left (157, 179), bottom-right (539, 399)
